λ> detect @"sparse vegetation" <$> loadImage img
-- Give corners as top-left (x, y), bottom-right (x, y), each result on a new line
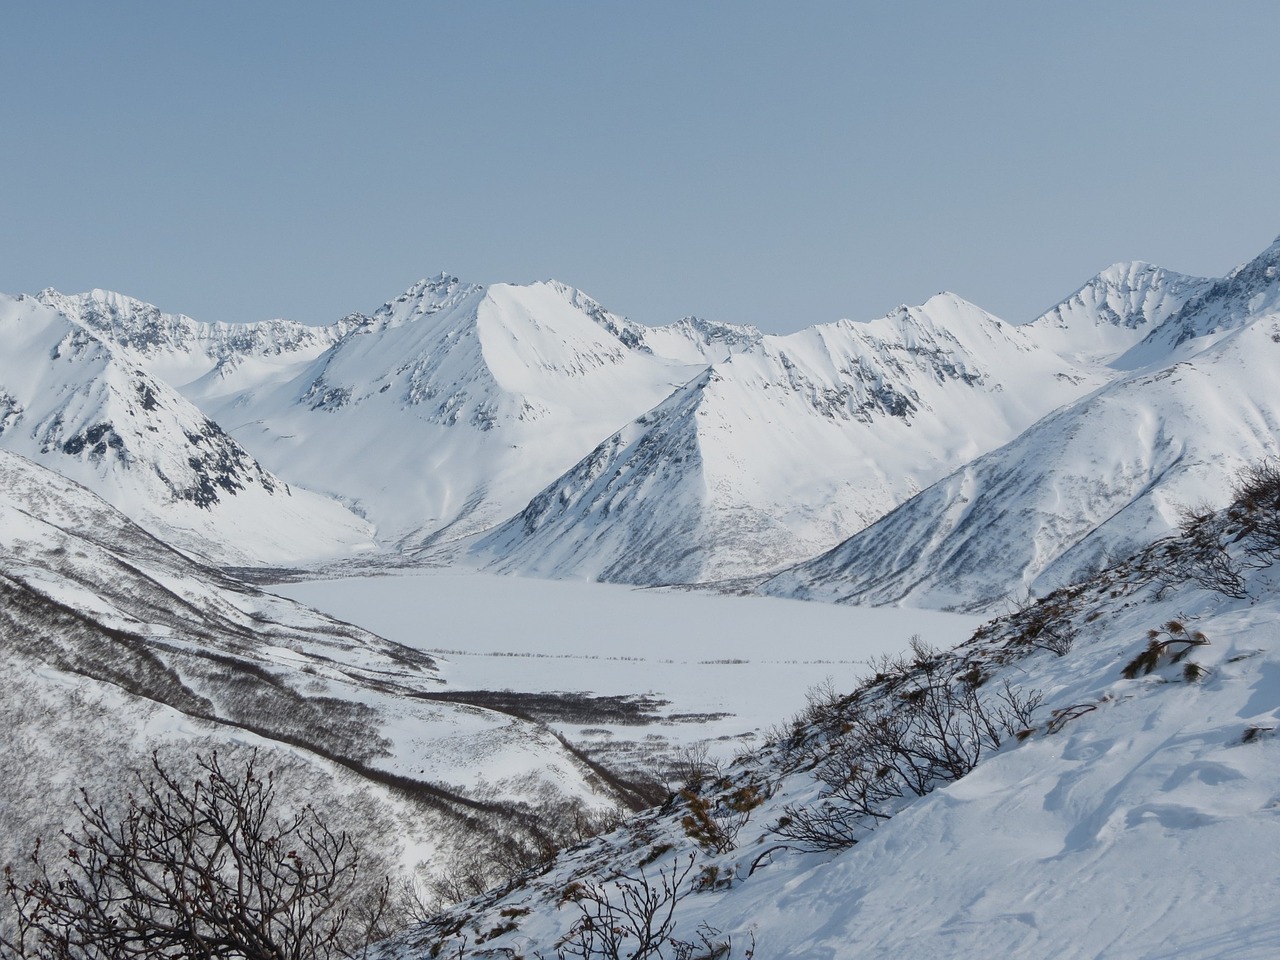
top-left (678, 783), bottom-right (765, 855)
top-left (1163, 459), bottom-right (1280, 599)
top-left (774, 640), bottom-right (1043, 852)
top-left (551, 857), bottom-right (751, 960)
top-left (555, 856), bottom-right (694, 960)
top-left (1121, 621), bottom-right (1210, 679)
top-left (0, 752), bottom-right (391, 960)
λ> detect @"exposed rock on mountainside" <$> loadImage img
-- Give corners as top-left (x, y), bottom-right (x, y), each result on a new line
top-left (472, 294), bottom-right (1101, 583)
top-left (766, 239), bottom-right (1280, 611)
top-left (0, 294), bottom-right (373, 565)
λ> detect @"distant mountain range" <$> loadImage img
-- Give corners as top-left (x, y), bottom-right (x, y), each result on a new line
top-left (4, 234), bottom-right (1280, 610)
top-left (6, 235), bottom-right (1280, 957)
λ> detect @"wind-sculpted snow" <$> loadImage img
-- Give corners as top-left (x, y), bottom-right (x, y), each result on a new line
top-left (0, 294), bottom-right (373, 565)
top-left (767, 313), bottom-right (1280, 611)
top-left (379, 491), bottom-right (1280, 960)
top-left (472, 294), bottom-right (1102, 583)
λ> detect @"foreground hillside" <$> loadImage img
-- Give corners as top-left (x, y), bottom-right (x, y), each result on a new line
top-left (378, 464), bottom-right (1280, 959)
top-left (0, 450), bottom-right (641, 888)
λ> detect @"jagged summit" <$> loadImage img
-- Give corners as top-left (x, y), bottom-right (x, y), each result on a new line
top-left (34, 287), bottom-right (356, 398)
top-left (368, 273), bottom-right (479, 328)
top-left (1025, 261), bottom-right (1212, 368)
top-left (765, 234), bottom-right (1280, 612)
top-left (1111, 236), bottom-right (1280, 369)
top-left (0, 293), bottom-right (373, 565)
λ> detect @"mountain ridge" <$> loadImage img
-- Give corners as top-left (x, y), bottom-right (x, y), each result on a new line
top-left (12, 232), bottom-right (1280, 609)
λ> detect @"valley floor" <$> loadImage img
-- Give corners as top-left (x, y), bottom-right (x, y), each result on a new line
top-left (273, 570), bottom-right (981, 772)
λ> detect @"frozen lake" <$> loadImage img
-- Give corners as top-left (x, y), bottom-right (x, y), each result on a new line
top-left (274, 570), bottom-right (982, 768)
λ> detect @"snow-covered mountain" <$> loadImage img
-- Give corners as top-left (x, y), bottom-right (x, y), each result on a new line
top-left (376, 478), bottom-right (1280, 960)
top-left (21, 279), bottom-right (777, 564)
top-left (7, 235), bottom-right (1280, 959)
top-left (114, 276), bottom-right (743, 550)
top-left (0, 293), bottom-right (373, 565)
top-left (1113, 234), bottom-right (1280, 368)
top-left (767, 238), bottom-right (1280, 611)
top-left (15, 233), bottom-right (1280, 609)
top-left (34, 287), bottom-right (357, 396)
top-left (469, 294), bottom-right (1102, 583)
top-left (1023, 260), bottom-right (1211, 368)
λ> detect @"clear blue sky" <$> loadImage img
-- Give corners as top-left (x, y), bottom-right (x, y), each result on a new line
top-left (3, 1), bottom-right (1278, 333)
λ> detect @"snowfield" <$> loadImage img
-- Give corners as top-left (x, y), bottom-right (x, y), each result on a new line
top-left (275, 571), bottom-right (981, 767)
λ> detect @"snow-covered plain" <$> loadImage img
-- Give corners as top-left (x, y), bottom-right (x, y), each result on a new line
top-left (275, 572), bottom-right (980, 765)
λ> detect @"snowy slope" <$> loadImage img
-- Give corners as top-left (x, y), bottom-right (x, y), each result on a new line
top-left (765, 240), bottom-right (1280, 612)
top-left (1115, 234), bottom-right (1280, 368)
top-left (1023, 260), bottom-right (1211, 367)
top-left (637, 314), bottom-right (763, 364)
top-left (470, 294), bottom-right (1103, 583)
top-left (20, 239), bottom-right (1278, 590)
top-left (176, 276), bottom-right (718, 549)
top-left (378, 484), bottom-right (1280, 960)
top-left (0, 448), bottom-right (641, 875)
top-left (0, 293), bottom-right (373, 565)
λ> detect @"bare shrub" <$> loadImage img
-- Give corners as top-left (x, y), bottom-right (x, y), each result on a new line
top-left (678, 783), bottom-right (765, 855)
top-left (1045, 702), bottom-right (1098, 734)
top-left (776, 661), bottom-right (1042, 851)
top-left (667, 742), bottom-right (721, 793)
top-left (425, 798), bottom-right (624, 909)
top-left (1156, 460), bottom-right (1280, 599)
top-left (1232, 458), bottom-right (1280, 566)
top-left (1121, 621), bottom-right (1210, 679)
top-left (1168, 503), bottom-right (1247, 599)
top-left (555, 856), bottom-right (695, 960)
top-left (1, 751), bottom-right (390, 960)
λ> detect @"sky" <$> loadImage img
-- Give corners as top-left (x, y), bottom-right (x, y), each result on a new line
top-left (2, 1), bottom-right (1278, 334)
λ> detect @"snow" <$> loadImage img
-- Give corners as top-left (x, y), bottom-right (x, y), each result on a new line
top-left (7, 232), bottom-right (1280, 958)
top-left (0, 293), bottom-right (375, 566)
top-left (377, 509), bottom-right (1280, 960)
top-left (275, 571), bottom-right (981, 761)
top-left (469, 293), bottom-right (1104, 584)
top-left (191, 277), bottom-right (712, 549)
top-left (768, 294), bottom-right (1280, 612)
top-left (1024, 260), bottom-right (1211, 368)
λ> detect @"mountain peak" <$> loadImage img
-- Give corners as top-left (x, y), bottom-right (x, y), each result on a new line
top-left (1112, 232), bottom-right (1280, 368)
top-left (1226, 233), bottom-right (1280, 286)
top-left (1025, 260), bottom-right (1212, 368)
top-left (371, 274), bottom-right (481, 328)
